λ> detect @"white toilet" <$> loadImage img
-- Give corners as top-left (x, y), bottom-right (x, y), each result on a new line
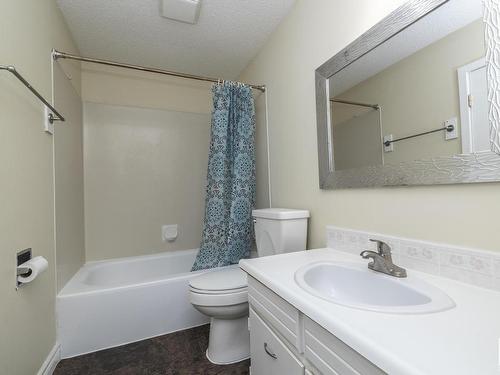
top-left (189, 208), bottom-right (310, 364)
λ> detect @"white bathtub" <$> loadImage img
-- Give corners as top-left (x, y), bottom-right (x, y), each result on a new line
top-left (57, 249), bottom-right (221, 358)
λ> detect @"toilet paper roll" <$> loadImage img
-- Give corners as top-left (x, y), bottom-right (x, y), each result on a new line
top-left (17, 256), bottom-right (48, 284)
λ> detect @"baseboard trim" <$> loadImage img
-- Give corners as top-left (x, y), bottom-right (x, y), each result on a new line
top-left (37, 342), bottom-right (60, 375)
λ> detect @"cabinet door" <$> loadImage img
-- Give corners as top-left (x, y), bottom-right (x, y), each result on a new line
top-left (304, 317), bottom-right (386, 375)
top-left (250, 308), bottom-right (304, 375)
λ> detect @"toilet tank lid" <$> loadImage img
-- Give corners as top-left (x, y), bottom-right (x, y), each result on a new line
top-left (252, 208), bottom-right (310, 220)
top-left (189, 267), bottom-right (247, 291)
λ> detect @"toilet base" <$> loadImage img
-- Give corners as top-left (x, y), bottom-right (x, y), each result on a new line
top-left (206, 315), bottom-right (250, 365)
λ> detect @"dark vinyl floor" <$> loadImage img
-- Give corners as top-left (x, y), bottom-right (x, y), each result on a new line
top-left (54, 325), bottom-right (250, 375)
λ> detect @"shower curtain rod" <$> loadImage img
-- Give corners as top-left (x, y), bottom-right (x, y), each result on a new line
top-left (52, 49), bottom-right (266, 92)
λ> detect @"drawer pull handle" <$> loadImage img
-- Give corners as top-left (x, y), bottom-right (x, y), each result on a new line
top-left (264, 342), bottom-right (277, 359)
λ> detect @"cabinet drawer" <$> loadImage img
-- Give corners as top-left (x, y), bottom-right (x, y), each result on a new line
top-left (250, 308), bottom-right (304, 375)
top-left (304, 317), bottom-right (386, 375)
top-left (248, 276), bottom-right (302, 351)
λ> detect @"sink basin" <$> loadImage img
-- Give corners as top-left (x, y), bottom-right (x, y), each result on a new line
top-left (295, 262), bottom-right (455, 314)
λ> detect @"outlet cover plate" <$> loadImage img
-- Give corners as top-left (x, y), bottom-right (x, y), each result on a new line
top-left (44, 107), bottom-right (54, 134)
top-left (383, 134), bottom-right (394, 152)
top-left (445, 117), bottom-right (458, 140)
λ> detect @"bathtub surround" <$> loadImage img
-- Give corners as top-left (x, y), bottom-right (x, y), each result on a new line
top-left (53, 63), bottom-right (85, 292)
top-left (192, 82), bottom-right (256, 270)
top-left (0, 1), bottom-right (81, 374)
top-left (81, 63), bottom-right (211, 262)
top-left (81, 65), bottom-right (270, 261)
top-left (83, 102), bottom-right (210, 261)
top-left (239, 0), bottom-right (500, 252)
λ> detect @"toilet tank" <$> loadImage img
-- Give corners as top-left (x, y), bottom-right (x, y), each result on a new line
top-left (252, 208), bottom-right (310, 257)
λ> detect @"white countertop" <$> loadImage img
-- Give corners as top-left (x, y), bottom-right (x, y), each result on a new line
top-left (239, 248), bottom-right (500, 375)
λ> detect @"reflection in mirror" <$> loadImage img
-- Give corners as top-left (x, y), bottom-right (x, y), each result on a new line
top-left (328, 0), bottom-right (486, 170)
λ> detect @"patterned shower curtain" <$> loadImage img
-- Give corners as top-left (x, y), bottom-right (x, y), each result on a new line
top-left (192, 82), bottom-right (256, 271)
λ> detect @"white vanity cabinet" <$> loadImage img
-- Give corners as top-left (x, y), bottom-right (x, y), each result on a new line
top-left (249, 308), bottom-right (305, 375)
top-left (248, 276), bottom-right (385, 375)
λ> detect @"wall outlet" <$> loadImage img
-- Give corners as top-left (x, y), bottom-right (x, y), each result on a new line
top-left (444, 117), bottom-right (458, 140)
top-left (44, 107), bottom-right (54, 134)
top-left (162, 225), bottom-right (178, 242)
top-left (383, 134), bottom-right (394, 152)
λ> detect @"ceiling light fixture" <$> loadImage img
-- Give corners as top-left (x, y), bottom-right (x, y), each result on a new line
top-left (160, 0), bottom-right (202, 24)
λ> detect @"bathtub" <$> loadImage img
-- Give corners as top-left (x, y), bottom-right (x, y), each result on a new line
top-left (57, 249), bottom-right (222, 358)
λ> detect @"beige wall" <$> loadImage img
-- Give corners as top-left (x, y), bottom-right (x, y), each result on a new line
top-left (53, 63), bottom-right (85, 292)
top-left (337, 19), bottom-right (484, 164)
top-left (0, 1), bottom-right (80, 374)
top-left (239, 0), bottom-right (500, 252)
top-left (333, 109), bottom-right (383, 170)
top-left (81, 65), bottom-right (269, 261)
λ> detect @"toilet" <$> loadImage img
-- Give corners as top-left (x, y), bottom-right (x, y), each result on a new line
top-left (189, 208), bottom-right (310, 364)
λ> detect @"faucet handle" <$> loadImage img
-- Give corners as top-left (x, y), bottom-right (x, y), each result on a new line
top-left (369, 239), bottom-right (392, 256)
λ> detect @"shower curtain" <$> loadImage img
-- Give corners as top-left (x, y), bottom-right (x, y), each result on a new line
top-left (192, 82), bottom-right (256, 271)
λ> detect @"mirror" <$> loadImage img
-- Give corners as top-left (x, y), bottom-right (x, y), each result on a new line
top-left (315, 0), bottom-right (500, 188)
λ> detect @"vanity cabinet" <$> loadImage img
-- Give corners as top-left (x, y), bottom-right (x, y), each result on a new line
top-left (248, 276), bottom-right (385, 375)
top-left (303, 317), bottom-right (385, 375)
top-left (249, 308), bottom-right (304, 375)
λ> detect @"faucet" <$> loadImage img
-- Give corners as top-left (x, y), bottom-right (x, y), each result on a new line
top-left (360, 239), bottom-right (407, 278)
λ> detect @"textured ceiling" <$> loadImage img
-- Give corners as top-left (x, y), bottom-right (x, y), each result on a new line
top-left (57, 0), bottom-right (296, 79)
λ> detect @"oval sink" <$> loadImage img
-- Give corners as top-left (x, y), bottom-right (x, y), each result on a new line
top-left (295, 262), bottom-right (455, 314)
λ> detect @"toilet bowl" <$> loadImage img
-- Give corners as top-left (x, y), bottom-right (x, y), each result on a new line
top-left (189, 208), bottom-right (310, 365)
top-left (189, 267), bottom-right (249, 364)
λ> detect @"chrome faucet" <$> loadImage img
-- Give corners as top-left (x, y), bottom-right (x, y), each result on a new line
top-left (360, 239), bottom-right (407, 278)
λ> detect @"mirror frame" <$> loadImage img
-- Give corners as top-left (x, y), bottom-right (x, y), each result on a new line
top-left (315, 0), bottom-right (500, 189)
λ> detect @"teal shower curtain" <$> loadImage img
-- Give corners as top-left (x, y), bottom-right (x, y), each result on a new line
top-left (192, 82), bottom-right (256, 271)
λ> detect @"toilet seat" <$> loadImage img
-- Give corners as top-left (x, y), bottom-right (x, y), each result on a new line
top-left (189, 285), bottom-right (247, 295)
top-left (189, 267), bottom-right (247, 291)
top-left (189, 287), bottom-right (247, 306)
top-left (189, 267), bottom-right (248, 306)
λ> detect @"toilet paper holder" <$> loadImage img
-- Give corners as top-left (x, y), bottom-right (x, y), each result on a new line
top-left (16, 248), bottom-right (32, 289)
top-left (16, 249), bottom-right (49, 289)
top-left (17, 266), bottom-right (32, 276)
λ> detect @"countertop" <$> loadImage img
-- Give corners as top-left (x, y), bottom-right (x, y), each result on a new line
top-left (239, 248), bottom-right (500, 375)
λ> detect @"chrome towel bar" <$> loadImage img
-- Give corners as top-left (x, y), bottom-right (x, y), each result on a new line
top-left (384, 124), bottom-right (455, 147)
top-left (330, 98), bottom-right (380, 110)
top-left (0, 65), bottom-right (65, 123)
